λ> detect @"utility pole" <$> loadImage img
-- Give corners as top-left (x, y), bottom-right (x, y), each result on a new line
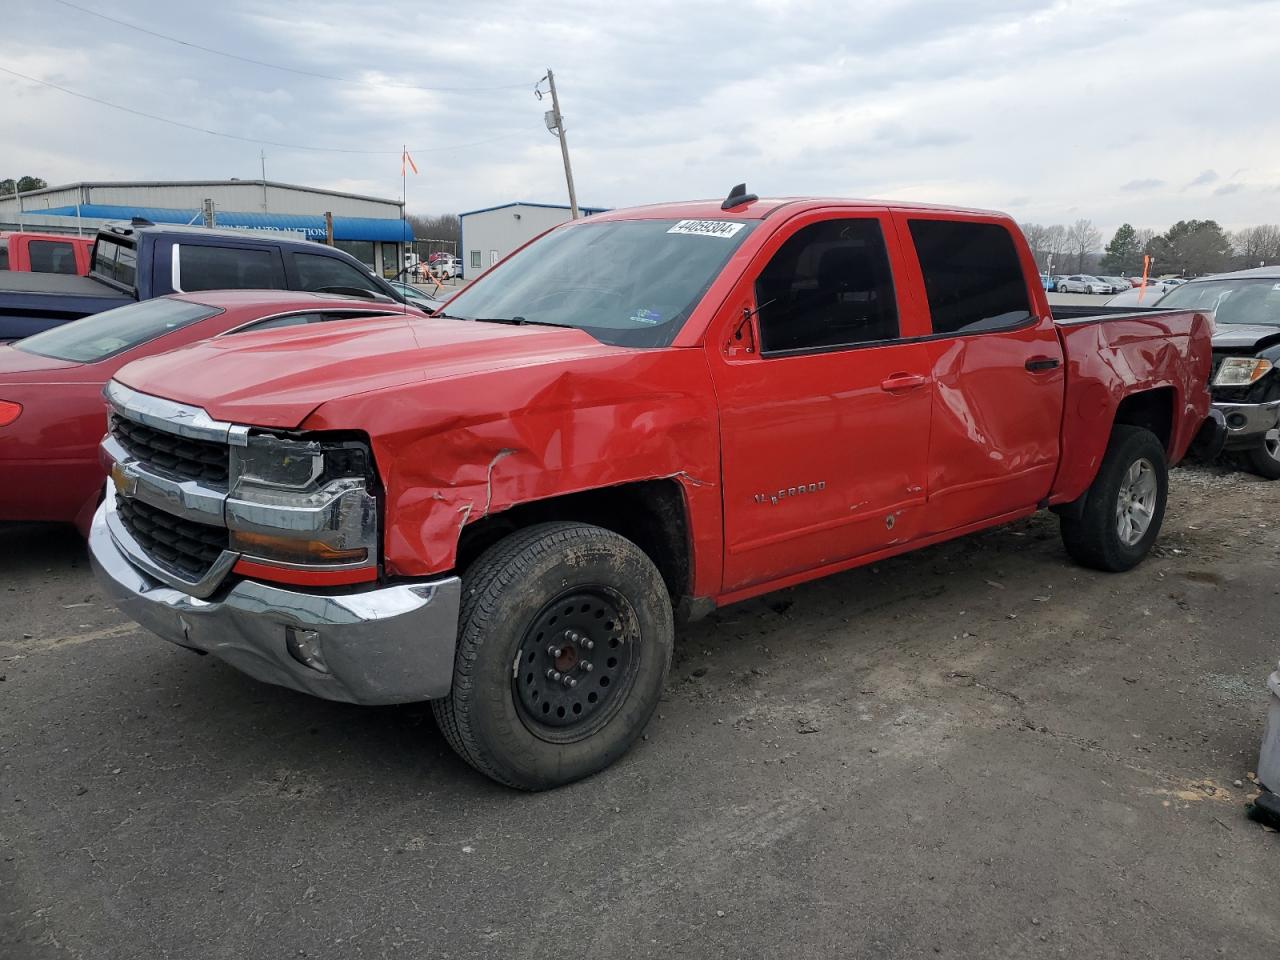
top-left (260, 150), bottom-right (268, 212)
top-left (539, 69), bottom-right (579, 219)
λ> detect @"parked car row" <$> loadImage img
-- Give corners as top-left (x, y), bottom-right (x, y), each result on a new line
top-left (1042, 274), bottom-right (1187, 295)
top-left (1056, 274), bottom-right (1128, 294)
top-left (0, 220), bottom-right (415, 341)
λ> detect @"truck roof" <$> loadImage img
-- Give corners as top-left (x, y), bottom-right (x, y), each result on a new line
top-left (590, 196), bottom-right (1005, 223)
top-left (99, 220), bottom-right (327, 247)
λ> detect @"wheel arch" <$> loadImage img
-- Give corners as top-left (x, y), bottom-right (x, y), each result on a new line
top-left (455, 478), bottom-right (699, 614)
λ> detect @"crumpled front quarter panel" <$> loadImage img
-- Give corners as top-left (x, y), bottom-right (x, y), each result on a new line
top-left (301, 348), bottom-right (722, 590)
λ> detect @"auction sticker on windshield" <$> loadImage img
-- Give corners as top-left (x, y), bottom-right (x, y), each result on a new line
top-left (667, 219), bottom-right (747, 239)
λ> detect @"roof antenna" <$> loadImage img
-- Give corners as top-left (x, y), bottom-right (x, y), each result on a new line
top-left (721, 182), bottom-right (758, 211)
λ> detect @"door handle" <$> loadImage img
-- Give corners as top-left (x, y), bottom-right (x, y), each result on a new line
top-left (880, 373), bottom-right (927, 392)
top-left (1025, 356), bottom-right (1061, 372)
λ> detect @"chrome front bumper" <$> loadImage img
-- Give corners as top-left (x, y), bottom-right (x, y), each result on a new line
top-left (1213, 398), bottom-right (1280, 448)
top-left (89, 501), bottom-right (462, 705)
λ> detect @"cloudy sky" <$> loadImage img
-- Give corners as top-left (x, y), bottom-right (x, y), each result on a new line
top-left (3, 0), bottom-right (1278, 236)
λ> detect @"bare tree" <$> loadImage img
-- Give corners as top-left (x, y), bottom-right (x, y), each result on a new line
top-left (1234, 224), bottom-right (1280, 266)
top-left (1045, 224), bottom-right (1068, 274)
top-left (1019, 223), bottom-right (1052, 271)
top-left (1066, 218), bottom-right (1102, 273)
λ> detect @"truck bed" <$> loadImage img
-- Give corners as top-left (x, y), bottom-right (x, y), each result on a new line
top-left (0, 272), bottom-right (131, 341)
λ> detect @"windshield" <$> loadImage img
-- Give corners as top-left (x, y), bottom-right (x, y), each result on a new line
top-left (1158, 277), bottom-right (1280, 326)
top-left (442, 218), bottom-right (757, 347)
top-left (17, 297), bottom-right (222, 363)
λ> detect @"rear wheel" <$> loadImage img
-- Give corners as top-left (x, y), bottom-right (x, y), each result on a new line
top-left (1060, 425), bottom-right (1168, 572)
top-left (432, 521), bottom-right (674, 790)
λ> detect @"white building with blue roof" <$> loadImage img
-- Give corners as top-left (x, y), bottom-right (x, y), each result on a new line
top-left (0, 179), bottom-right (413, 279)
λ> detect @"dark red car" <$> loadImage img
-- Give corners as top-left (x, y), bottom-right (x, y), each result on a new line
top-left (0, 290), bottom-right (424, 533)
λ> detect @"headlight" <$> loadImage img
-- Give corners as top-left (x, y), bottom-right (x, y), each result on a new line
top-left (1213, 357), bottom-right (1272, 388)
top-left (226, 434), bottom-right (379, 577)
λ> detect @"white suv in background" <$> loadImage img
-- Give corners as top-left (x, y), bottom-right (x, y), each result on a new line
top-left (430, 256), bottom-right (461, 279)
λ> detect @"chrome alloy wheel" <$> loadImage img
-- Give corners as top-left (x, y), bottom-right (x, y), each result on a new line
top-left (1116, 457), bottom-right (1158, 546)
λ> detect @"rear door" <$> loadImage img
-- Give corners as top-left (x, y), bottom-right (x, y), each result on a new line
top-left (893, 214), bottom-right (1065, 534)
top-left (707, 209), bottom-right (934, 593)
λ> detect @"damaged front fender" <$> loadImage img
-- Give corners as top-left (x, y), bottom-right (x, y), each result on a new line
top-left (300, 348), bottom-right (723, 595)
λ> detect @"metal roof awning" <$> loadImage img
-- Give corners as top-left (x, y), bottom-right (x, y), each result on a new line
top-left (30, 205), bottom-right (414, 242)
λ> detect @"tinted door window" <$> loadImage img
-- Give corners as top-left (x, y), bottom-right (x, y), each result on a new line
top-left (178, 245), bottom-right (286, 292)
top-left (334, 240), bottom-right (375, 270)
top-left (0, 239), bottom-right (8, 270)
top-left (909, 220), bottom-right (1033, 334)
top-left (755, 218), bottom-right (899, 354)
top-left (28, 240), bottom-right (77, 275)
top-left (293, 253), bottom-right (381, 295)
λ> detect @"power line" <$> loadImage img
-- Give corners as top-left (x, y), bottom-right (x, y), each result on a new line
top-left (49, 0), bottom-right (537, 94)
top-left (0, 65), bottom-right (523, 155)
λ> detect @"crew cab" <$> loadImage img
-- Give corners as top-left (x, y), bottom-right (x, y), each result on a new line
top-left (90, 189), bottom-right (1217, 790)
top-left (0, 220), bottom-right (408, 341)
top-left (0, 231), bottom-right (93, 275)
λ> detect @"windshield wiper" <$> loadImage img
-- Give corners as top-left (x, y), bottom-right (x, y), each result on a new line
top-left (473, 316), bottom-right (576, 329)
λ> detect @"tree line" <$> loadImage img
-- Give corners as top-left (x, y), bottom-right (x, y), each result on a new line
top-left (1020, 218), bottom-right (1280, 278)
top-left (1, 175), bottom-right (48, 196)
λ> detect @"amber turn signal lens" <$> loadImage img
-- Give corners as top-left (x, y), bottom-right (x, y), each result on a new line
top-left (230, 530), bottom-right (368, 565)
top-left (0, 400), bottom-right (22, 427)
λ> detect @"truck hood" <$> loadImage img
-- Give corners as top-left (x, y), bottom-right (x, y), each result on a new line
top-left (112, 314), bottom-right (624, 428)
top-left (1211, 323), bottom-right (1280, 351)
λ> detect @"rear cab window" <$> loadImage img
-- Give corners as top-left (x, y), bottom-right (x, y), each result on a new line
top-left (28, 240), bottom-right (77, 275)
top-left (907, 219), bottom-right (1033, 335)
top-left (93, 237), bottom-right (138, 289)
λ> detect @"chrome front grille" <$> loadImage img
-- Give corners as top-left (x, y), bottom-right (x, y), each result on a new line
top-left (110, 414), bottom-right (229, 486)
top-left (115, 494), bottom-right (229, 582)
top-left (103, 381), bottom-right (240, 598)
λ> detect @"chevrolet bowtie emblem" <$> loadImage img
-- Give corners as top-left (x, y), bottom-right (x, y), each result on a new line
top-left (110, 461), bottom-right (138, 497)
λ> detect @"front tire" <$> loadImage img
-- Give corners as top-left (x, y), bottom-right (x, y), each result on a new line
top-left (1060, 425), bottom-right (1168, 572)
top-left (1246, 437), bottom-right (1280, 479)
top-left (433, 522), bottom-right (674, 790)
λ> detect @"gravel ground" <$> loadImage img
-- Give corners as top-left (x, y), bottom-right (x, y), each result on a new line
top-left (2, 464), bottom-right (1278, 959)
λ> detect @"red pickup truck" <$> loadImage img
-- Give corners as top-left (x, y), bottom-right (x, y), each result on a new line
top-left (0, 231), bottom-right (93, 275)
top-left (90, 190), bottom-right (1219, 789)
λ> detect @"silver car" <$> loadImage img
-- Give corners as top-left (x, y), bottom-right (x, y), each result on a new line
top-left (1058, 275), bottom-right (1114, 294)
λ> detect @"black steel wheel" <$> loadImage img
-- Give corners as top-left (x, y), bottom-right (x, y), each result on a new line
top-left (512, 586), bottom-right (641, 742)
top-left (433, 522), bottom-right (674, 790)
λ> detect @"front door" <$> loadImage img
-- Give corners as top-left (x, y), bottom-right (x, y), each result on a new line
top-left (893, 214), bottom-right (1066, 533)
top-left (708, 211), bottom-right (935, 594)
